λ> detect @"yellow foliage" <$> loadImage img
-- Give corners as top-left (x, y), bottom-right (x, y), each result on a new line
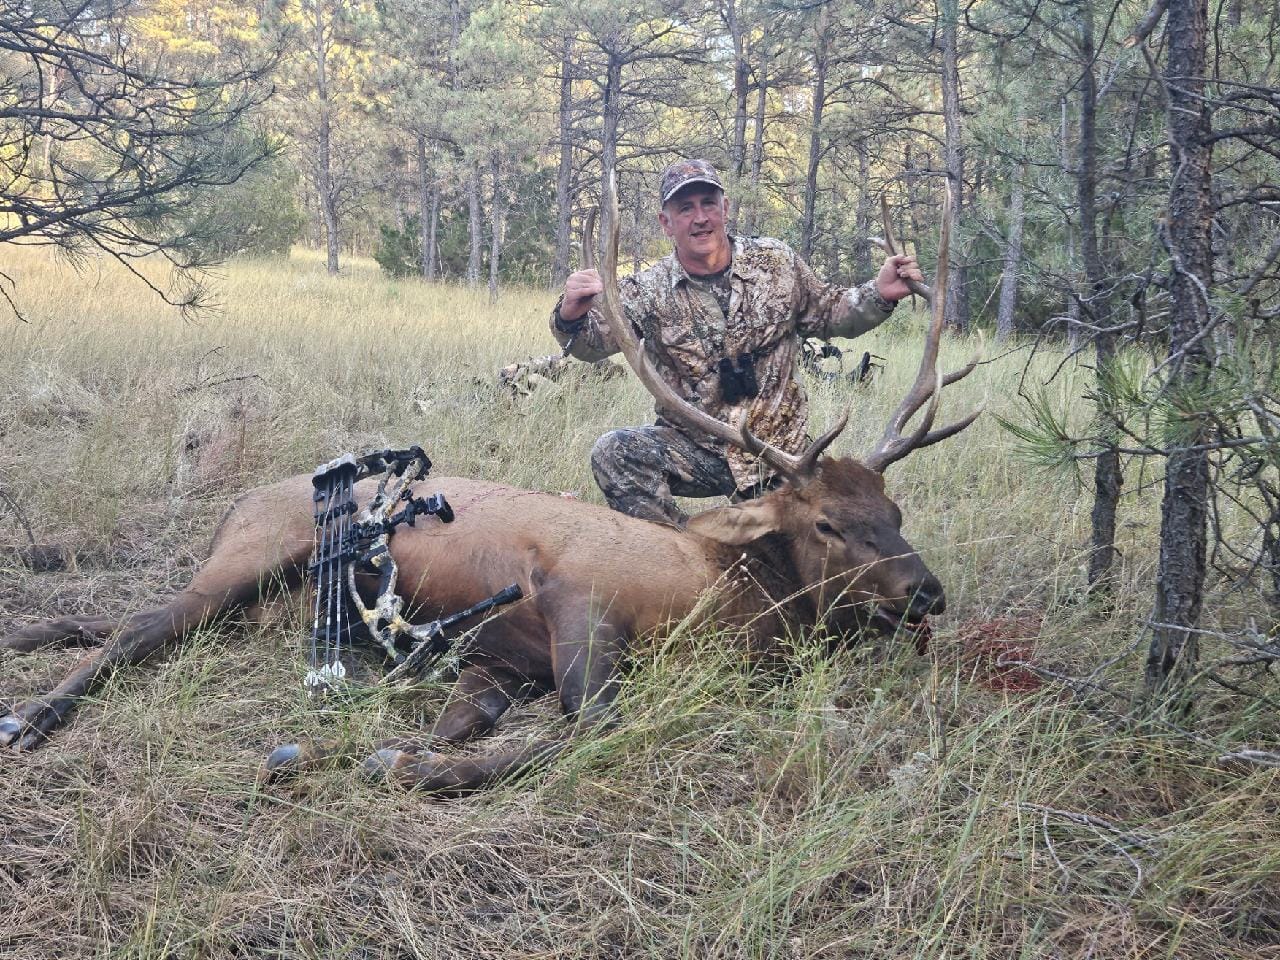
top-left (132, 0), bottom-right (261, 58)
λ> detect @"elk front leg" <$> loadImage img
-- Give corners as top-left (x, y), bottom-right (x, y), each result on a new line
top-left (363, 598), bottom-right (627, 794)
top-left (1, 617), bottom-right (120, 653)
top-left (260, 663), bottom-right (533, 783)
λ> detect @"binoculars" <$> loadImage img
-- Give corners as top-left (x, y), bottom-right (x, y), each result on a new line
top-left (719, 352), bottom-right (760, 404)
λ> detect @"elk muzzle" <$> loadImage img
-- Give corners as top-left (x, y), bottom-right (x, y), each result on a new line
top-left (869, 567), bottom-right (945, 634)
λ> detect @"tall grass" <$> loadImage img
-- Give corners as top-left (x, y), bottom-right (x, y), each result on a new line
top-left (1, 247), bottom-right (1276, 959)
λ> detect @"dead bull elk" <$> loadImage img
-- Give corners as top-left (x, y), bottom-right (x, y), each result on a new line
top-left (0, 189), bottom-right (980, 792)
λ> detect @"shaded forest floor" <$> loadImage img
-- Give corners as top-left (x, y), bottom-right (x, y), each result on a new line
top-left (1, 248), bottom-right (1278, 959)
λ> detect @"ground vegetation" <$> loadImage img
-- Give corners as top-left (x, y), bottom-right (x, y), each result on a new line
top-left (1, 250), bottom-right (1278, 958)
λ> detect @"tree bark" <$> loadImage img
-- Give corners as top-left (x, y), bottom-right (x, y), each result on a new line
top-left (600, 45), bottom-right (623, 246)
top-left (855, 139), bottom-right (873, 280)
top-left (311, 0), bottom-right (340, 275)
top-left (800, 4), bottom-right (828, 262)
top-left (1146, 0), bottom-right (1214, 694)
top-left (745, 17), bottom-right (770, 236)
top-left (903, 142), bottom-right (922, 244)
top-left (727, 0), bottom-right (749, 180)
top-left (466, 171), bottom-right (482, 286)
top-left (552, 34), bottom-right (575, 287)
top-left (426, 185), bottom-right (439, 282)
top-left (488, 154), bottom-right (505, 303)
top-left (995, 160), bottom-right (1025, 341)
top-left (1059, 96), bottom-right (1082, 348)
top-left (1077, 0), bottom-right (1123, 591)
top-left (939, 0), bottom-right (968, 331)
top-left (416, 133), bottom-right (432, 280)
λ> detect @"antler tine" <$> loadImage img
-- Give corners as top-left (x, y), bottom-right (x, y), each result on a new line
top-left (586, 171), bottom-right (842, 485)
top-left (864, 183), bottom-right (983, 473)
top-left (794, 408), bottom-right (851, 476)
top-left (879, 195), bottom-right (901, 257)
top-left (869, 195), bottom-right (933, 302)
top-left (581, 207), bottom-right (598, 271)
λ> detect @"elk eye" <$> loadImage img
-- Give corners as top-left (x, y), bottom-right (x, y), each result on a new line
top-left (816, 520), bottom-right (842, 540)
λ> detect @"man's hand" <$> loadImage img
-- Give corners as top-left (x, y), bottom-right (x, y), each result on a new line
top-left (561, 268), bottom-right (604, 323)
top-left (875, 254), bottom-right (924, 304)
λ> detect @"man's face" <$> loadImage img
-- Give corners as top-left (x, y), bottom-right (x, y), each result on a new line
top-left (658, 185), bottom-right (729, 265)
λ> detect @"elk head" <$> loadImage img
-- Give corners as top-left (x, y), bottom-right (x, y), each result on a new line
top-left (585, 175), bottom-right (980, 635)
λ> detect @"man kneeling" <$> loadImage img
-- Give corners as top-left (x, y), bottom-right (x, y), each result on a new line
top-left (551, 158), bottom-right (922, 524)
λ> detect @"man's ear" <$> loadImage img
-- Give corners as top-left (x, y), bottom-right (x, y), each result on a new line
top-left (657, 209), bottom-right (673, 238)
top-left (686, 498), bottom-right (784, 546)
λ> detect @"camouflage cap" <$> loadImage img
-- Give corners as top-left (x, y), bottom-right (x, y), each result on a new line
top-left (659, 158), bottom-right (724, 206)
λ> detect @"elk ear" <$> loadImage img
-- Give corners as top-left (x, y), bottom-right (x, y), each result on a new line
top-left (686, 498), bottom-right (784, 546)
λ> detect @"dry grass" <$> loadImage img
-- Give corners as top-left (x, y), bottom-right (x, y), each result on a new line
top-left (1, 246), bottom-right (1278, 959)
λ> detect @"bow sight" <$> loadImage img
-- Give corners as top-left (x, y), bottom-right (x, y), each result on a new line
top-left (306, 446), bottom-right (521, 694)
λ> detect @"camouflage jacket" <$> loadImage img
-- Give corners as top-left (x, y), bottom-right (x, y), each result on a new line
top-left (550, 235), bottom-right (895, 488)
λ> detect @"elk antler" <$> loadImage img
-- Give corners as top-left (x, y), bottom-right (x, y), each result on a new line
top-left (582, 174), bottom-right (847, 485)
top-left (863, 185), bottom-right (983, 473)
top-left (870, 195), bottom-right (933, 302)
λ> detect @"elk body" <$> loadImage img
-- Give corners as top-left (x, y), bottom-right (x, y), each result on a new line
top-left (0, 190), bottom-right (977, 792)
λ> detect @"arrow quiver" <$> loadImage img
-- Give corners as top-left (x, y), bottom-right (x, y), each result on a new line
top-left (306, 446), bottom-right (522, 695)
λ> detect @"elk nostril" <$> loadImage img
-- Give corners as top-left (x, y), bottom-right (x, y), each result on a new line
top-left (910, 580), bottom-right (946, 617)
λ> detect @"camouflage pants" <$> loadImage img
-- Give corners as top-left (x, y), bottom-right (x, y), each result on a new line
top-left (591, 425), bottom-right (763, 525)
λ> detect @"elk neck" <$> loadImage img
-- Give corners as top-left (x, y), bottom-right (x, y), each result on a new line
top-left (705, 530), bottom-right (818, 631)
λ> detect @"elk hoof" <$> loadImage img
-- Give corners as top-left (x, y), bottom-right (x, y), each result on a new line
top-left (260, 744), bottom-right (303, 783)
top-left (0, 703), bottom-right (57, 751)
top-left (0, 715), bottom-right (23, 749)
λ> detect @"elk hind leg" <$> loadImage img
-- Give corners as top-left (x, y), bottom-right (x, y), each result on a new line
top-left (1, 493), bottom-right (311, 750)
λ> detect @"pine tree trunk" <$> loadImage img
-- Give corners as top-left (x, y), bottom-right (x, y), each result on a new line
top-left (995, 160), bottom-right (1025, 341)
top-left (745, 18), bottom-right (769, 236)
top-left (552, 35), bottom-right (575, 287)
top-left (727, 0), bottom-right (748, 181)
top-left (903, 143), bottom-right (922, 244)
top-left (1078, 0), bottom-right (1123, 591)
top-left (426, 186), bottom-right (439, 282)
top-left (466, 171), bottom-right (482, 286)
top-left (1059, 96), bottom-right (1082, 347)
top-left (488, 155), bottom-right (505, 303)
top-left (939, 0), bottom-right (968, 331)
top-left (800, 5), bottom-right (828, 261)
top-left (855, 140), bottom-right (873, 280)
top-left (417, 133), bottom-right (432, 280)
top-left (1146, 0), bottom-right (1214, 694)
top-left (600, 46), bottom-right (623, 245)
top-left (312, 1), bottom-right (339, 276)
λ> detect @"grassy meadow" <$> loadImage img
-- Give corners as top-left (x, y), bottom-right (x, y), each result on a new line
top-left (1, 246), bottom-right (1278, 959)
